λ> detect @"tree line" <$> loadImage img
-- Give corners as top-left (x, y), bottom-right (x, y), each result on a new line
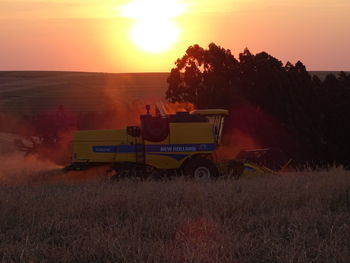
top-left (166, 43), bottom-right (350, 169)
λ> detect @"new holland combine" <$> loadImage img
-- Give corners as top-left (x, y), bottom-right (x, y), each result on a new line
top-left (66, 104), bottom-right (273, 178)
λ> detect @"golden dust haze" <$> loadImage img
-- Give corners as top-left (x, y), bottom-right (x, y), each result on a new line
top-left (0, 0), bottom-right (349, 72)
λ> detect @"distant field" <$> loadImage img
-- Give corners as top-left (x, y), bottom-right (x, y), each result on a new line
top-left (1, 71), bottom-right (348, 116)
top-left (0, 71), bottom-right (169, 114)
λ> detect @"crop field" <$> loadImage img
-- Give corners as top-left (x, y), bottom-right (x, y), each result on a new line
top-left (1, 171), bottom-right (350, 262)
top-left (0, 71), bottom-right (350, 262)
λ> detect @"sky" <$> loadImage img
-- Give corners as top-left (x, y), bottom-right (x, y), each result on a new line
top-left (0, 0), bottom-right (349, 73)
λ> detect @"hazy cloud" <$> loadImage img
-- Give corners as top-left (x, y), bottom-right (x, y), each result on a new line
top-left (2, 0), bottom-right (348, 19)
top-left (0, 0), bottom-right (122, 19)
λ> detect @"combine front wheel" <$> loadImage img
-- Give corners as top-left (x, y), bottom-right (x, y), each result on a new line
top-left (185, 157), bottom-right (219, 179)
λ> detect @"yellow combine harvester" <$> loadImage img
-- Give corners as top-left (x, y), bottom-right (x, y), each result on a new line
top-left (66, 104), bottom-right (271, 179)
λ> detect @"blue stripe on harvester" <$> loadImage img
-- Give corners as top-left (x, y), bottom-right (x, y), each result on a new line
top-left (92, 146), bottom-right (117, 153)
top-left (145, 144), bottom-right (215, 152)
top-left (92, 144), bottom-right (216, 153)
top-left (118, 145), bottom-right (137, 153)
top-left (92, 145), bottom-right (136, 153)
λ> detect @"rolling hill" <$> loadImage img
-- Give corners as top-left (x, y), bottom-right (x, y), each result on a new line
top-left (0, 71), bottom-right (169, 114)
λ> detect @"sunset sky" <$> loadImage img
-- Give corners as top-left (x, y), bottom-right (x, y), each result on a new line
top-left (0, 0), bottom-right (349, 72)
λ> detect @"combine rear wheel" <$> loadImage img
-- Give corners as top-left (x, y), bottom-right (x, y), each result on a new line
top-left (185, 157), bottom-right (219, 179)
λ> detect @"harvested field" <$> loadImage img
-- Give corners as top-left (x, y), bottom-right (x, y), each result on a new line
top-left (0, 71), bottom-right (169, 114)
top-left (1, 171), bottom-right (350, 262)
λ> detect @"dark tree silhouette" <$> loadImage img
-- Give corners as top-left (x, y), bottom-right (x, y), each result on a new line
top-left (166, 43), bottom-right (350, 169)
top-left (166, 43), bottom-right (241, 108)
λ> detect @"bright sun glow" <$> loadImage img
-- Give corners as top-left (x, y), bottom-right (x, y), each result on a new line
top-left (120, 0), bottom-right (185, 53)
top-left (130, 19), bottom-right (180, 53)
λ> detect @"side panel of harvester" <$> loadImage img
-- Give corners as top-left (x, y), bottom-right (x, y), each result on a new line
top-left (144, 122), bottom-right (216, 169)
top-left (71, 121), bottom-right (216, 169)
top-left (72, 129), bottom-right (140, 164)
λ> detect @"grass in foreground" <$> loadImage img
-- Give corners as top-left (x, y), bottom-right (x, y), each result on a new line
top-left (1, 170), bottom-right (350, 263)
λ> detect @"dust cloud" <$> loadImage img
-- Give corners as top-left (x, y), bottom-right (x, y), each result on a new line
top-left (0, 153), bottom-right (62, 184)
top-left (0, 132), bottom-right (60, 184)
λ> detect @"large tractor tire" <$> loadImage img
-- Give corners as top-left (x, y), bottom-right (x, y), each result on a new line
top-left (184, 157), bottom-right (220, 179)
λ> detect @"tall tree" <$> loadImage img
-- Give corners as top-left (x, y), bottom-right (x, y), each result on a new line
top-left (166, 43), bottom-right (240, 108)
top-left (166, 43), bottom-right (350, 168)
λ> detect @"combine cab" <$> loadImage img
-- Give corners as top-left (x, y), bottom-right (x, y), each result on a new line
top-left (66, 105), bottom-right (232, 179)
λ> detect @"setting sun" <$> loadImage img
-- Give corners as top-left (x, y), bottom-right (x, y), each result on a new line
top-left (130, 19), bottom-right (180, 53)
top-left (120, 0), bottom-right (185, 53)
